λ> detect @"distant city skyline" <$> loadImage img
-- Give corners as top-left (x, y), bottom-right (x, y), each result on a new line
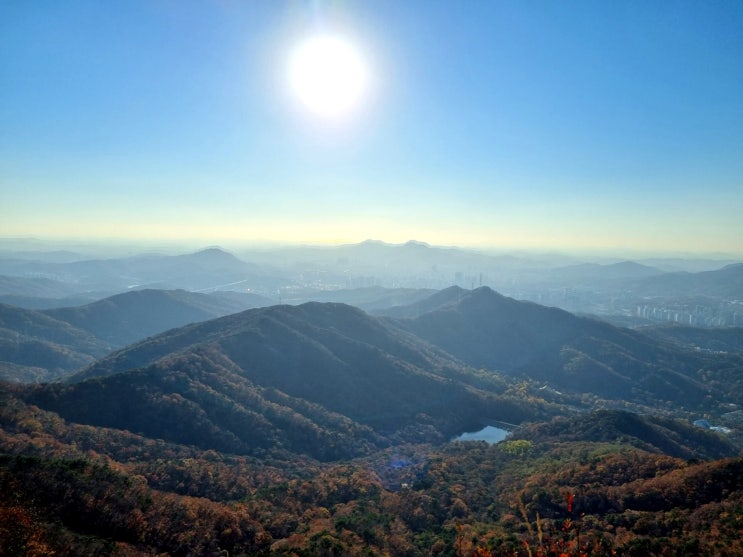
top-left (2, 2), bottom-right (742, 256)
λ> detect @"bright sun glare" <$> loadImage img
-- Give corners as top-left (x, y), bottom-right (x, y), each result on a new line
top-left (288, 35), bottom-right (369, 120)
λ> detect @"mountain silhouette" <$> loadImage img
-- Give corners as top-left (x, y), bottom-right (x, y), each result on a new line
top-left (516, 410), bottom-right (737, 460)
top-left (0, 303), bottom-right (111, 382)
top-left (548, 261), bottom-right (664, 283)
top-left (393, 287), bottom-right (713, 404)
top-left (627, 262), bottom-right (743, 299)
top-left (0, 247), bottom-right (285, 295)
top-left (378, 285), bottom-right (472, 319)
top-left (44, 288), bottom-right (273, 346)
top-left (26, 302), bottom-right (526, 459)
top-left (13, 286), bottom-right (743, 461)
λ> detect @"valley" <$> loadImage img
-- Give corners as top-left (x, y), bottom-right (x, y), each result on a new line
top-left (4, 2), bottom-right (742, 553)
top-left (1, 243), bottom-right (742, 555)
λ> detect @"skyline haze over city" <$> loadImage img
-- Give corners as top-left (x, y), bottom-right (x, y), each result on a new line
top-left (2, 1), bottom-right (742, 256)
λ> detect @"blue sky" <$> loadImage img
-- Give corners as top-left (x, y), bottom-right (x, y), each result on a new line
top-left (1, 1), bottom-right (742, 255)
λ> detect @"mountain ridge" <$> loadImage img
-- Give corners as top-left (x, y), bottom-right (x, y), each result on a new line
top-left (44, 288), bottom-right (273, 346)
top-left (25, 301), bottom-right (534, 458)
top-left (391, 287), bottom-right (720, 405)
top-left (0, 303), bottom-right (112, 382)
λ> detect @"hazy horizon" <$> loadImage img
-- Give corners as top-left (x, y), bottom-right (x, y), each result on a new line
top-left (1, 234), bottom-right (742, 262)
top-left (2, 2), bottom-right (742, 255)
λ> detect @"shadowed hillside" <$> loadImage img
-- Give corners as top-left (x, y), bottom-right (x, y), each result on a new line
top-left (393, 287), bottom-right (723, 406)
top-left (44, 288), bottom-right (273, 346)
top-left (514, 410), bottom-right (738, 460)
top-left (0, 304), bottom-right (112, 383)
top-left (637, 323), bottom-right (743, 353)
top-left (2, 388), bottom-right (742, 556)
top-left (24, 303), bottom-right (543, 459)
top-left (377, 285), bottom-right (473, 319)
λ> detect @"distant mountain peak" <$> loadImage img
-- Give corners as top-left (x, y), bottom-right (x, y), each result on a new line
top-left (607, 260), bottom-right (662, 272)
top-left (439, 285), bottom-right (506, 304)
top-left (377, 284), bottom-right (474, 319)
top-left (182, 247), bottom-right (251, 268)
top-left (721, 262), bottom-right (743, 271)
top-left (402, 240), bottom-right (431, 249)
top-left (191, 247), bottom-right (235, 258)
top-left (470, 285), bottom-right (500, 296)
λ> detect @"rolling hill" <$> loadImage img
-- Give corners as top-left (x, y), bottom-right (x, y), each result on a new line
top-left (9, 284), bottom-right (742, 412)
top-left (44, 288), bottom-right (274, 346)
top-left (0, 288), bottom-right (275, 383)
top-left (514, 409), bottom-right (737, 460)
top-left (547, 260), bottom-right (665, 283)
top-left (0, 247), bottom-right (286, 296)
top-left (637, 323), bottom-right (743, 353)
top-left (4, 285), bottom-right (743, 555)
top-left (627, 262), bottom-right (743, 300)
top-left (24, 302), bottom-right (534, 459)
top-left (285, 285), bottom-right (436, 312)
top-left (2, 387), bottom-right (741, 556)
top-left (0, 304), bottom-right (112, 383)
top-left (377, 285), bottom-right (473, 319)
top-left (21, 287), bottom-right (743, 461)
top-left (391, 287), bottom-right (723, 405)
top-left (0, 274), bottom-right (97, 300)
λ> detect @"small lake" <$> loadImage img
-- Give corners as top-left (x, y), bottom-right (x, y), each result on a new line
top-left (454, 425), bottom-right (509, 444)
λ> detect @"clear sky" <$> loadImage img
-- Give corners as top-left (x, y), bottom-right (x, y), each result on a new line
top-left (1, 1), bottom-right (742, 255)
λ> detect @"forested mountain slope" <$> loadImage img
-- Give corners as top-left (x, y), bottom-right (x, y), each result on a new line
top-left (637, 323), bottom-right (743, 353)
top-left (393, 287), bottom-right (726, 407)
top-left (44, 288), bottom-right (273, 346)
top-left (2, 389), bottom-right (742, 557)
top-left (24, 303), bottom-right (541, 459)
top-left (0, 303), bottom-right (111, 383)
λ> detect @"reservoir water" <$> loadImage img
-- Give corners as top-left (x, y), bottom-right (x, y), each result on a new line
top-left (454, 425), bottom-right (509, 444)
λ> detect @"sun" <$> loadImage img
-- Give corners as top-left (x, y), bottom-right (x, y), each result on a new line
top-left (287, 35), bottom-right (370, 120)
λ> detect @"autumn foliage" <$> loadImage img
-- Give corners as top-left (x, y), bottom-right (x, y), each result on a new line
top-left (1, 388), bottom-right (743, 556)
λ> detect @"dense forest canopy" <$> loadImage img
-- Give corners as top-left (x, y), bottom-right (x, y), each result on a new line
top-left (1, 289), bottom-right (742, 555)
